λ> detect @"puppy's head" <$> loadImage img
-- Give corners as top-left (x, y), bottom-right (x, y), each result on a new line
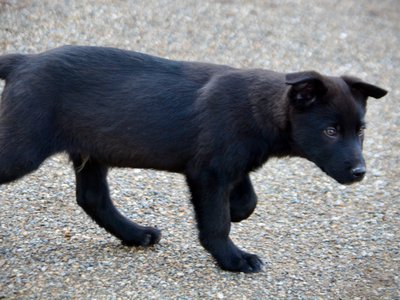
top-left (285, 71), bottom-right (387, 184)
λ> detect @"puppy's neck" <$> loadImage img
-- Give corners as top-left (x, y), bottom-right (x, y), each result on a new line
top-left (248, 70), bottom-right (290, 135)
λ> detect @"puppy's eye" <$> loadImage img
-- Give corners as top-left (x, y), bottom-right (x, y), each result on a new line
top-left (324, 127), bottom-right (337, 137)
top-left (358, 125), bottom-right (366, 136)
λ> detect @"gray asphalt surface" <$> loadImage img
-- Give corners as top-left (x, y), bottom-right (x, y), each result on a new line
top-left (0, 0), bottom-right (399, 298)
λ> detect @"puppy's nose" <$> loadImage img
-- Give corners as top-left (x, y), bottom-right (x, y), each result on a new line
top-left (351, 166), bottom-right (366, 179)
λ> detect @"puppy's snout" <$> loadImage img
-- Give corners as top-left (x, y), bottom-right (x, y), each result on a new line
top-left (351, 165), bottom-right (366, 180)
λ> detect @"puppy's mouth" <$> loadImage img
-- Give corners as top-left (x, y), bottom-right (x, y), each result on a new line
top-left (320, 167), bottom-right (364, 185)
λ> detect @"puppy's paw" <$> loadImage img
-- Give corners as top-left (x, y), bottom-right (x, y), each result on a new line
top-left (121, 226), bottom-right (161, 247)
top-left (238, 251), bottom-right (264, 273)
top-left (217, 250), bottom-right (263, 273)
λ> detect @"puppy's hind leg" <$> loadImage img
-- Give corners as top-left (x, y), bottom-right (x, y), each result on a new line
top-left (0, 88), bottom-right (56, 185)
top-left (0, 135), bottom-right (50, 185)
top-left (70, 154), bottom-right (161, 247)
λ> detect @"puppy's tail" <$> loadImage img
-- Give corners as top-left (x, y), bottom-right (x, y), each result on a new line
top-left (0, 53), bottom-right (25, 80)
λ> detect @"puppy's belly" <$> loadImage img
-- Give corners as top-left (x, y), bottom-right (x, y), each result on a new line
top-left (68, 136), bottom-right (192, 173)
top-left (100, 150), bottom-right (190, 173)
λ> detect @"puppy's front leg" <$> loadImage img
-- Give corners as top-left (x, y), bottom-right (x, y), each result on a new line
top-left (229, 175), bottom-right (257, 222)
top-left (186, 169), bottom-right (263, 273)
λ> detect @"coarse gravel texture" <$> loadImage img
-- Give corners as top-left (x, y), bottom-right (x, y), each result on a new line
top-left (0, 0), bottom-right (399, 299)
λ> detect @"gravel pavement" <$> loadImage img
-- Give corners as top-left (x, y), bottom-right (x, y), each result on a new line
top-left (1, 0), bottom-right (399, 298)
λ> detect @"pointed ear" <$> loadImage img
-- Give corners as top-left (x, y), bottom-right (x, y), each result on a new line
top-left (342, 76), bottom-right (388, 99)
top-left (286, 71), bottom-right (327, 108)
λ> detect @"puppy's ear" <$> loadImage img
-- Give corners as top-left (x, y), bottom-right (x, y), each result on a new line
top-left (286, 71), bottom-right (327, 108)
top-left (342, 76), bottom-right (388, 99)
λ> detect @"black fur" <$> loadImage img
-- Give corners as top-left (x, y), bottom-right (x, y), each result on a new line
top-left (0, 46), bottom-right (387, 272)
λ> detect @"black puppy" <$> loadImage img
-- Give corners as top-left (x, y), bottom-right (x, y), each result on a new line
top-left (0, 46), bottom-right (387, 273)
